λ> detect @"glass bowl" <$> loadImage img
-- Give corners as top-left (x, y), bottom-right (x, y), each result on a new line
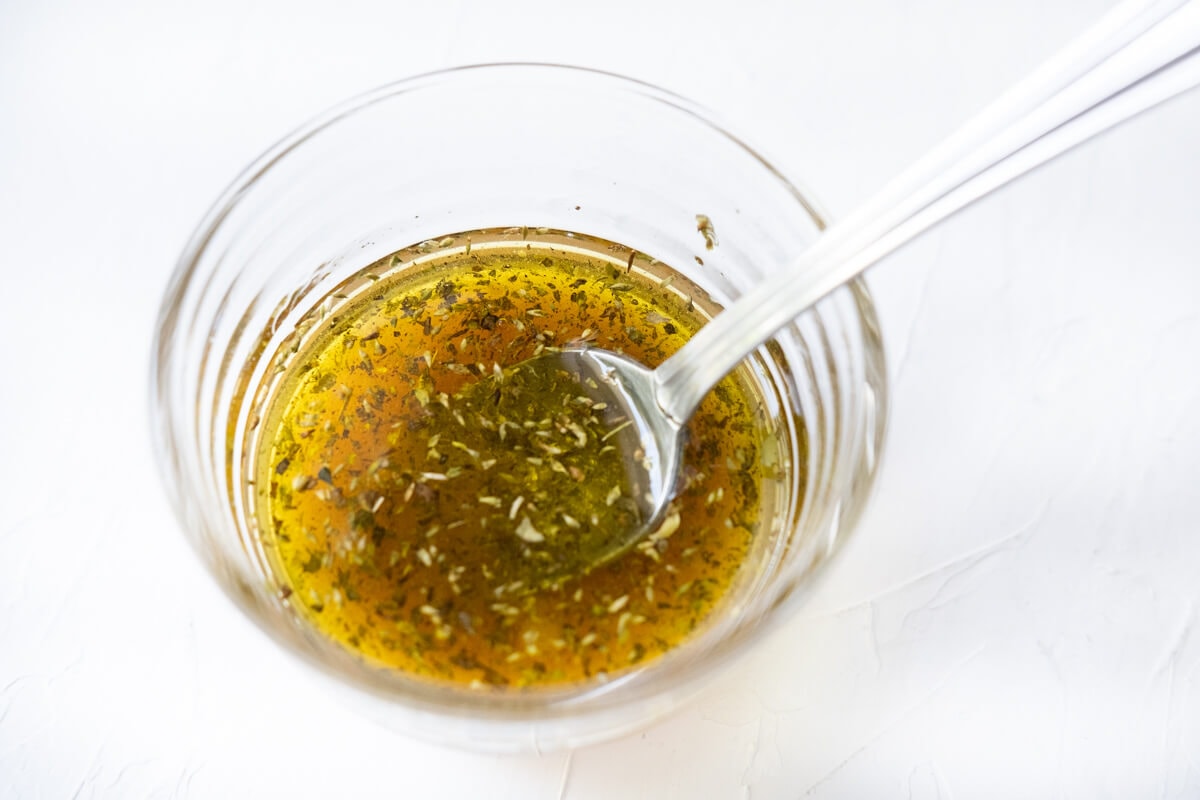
top-left (151, 63), bottom-right (886, 752)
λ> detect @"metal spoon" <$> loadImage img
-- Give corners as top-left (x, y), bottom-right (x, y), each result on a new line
top-left (469, 0), bottom-right (1200, 581)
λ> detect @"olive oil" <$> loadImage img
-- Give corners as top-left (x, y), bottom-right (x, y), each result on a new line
top-left (254, 229), bottom-right (782, 688)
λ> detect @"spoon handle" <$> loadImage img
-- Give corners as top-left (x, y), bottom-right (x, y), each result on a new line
top-left (653, 0), bottom-right (1200, 423)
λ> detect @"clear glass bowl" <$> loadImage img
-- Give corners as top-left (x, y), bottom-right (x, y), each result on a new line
top-left (151, 63), bottom-right (886, 752)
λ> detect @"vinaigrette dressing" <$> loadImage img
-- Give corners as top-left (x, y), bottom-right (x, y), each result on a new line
top-left (253, 228), bottom-right (786, 688)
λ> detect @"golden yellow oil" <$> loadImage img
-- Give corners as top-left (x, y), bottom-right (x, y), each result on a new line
top-left (253, 228), bottom-right (784, 688)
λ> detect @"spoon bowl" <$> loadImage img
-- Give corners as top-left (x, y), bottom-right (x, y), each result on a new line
top-left (445, 347), bottom-right (682, 584)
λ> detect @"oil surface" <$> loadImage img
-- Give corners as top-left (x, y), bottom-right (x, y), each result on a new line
top-left (255, 229), bottom-right (779, 688)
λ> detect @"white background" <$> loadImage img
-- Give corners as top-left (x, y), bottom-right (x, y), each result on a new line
top-left (3, 0), bottom-right (1199, 797)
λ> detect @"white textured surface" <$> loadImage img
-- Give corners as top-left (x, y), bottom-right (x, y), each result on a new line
top-left (3, 0), bottom-right (1199, 796)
